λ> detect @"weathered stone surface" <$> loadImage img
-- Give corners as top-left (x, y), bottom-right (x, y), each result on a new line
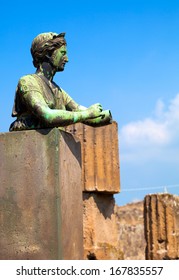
top-left (144, 193), bottom-right (179, 260)
top-left (65, 122), bottom-right (120, 194)
top-left (83, 193), bottom-right (123, 260)
top-left (116, 201), bottom-right (145, 260)
top-left (0, 128), bottom-right (83, 260)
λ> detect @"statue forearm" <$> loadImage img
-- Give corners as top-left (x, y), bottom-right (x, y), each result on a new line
top-left (41, 107), bottom-right (102, 126)
top-left (67, 100), bottom-right (112, 126)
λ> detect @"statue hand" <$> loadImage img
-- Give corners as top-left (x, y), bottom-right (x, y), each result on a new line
top-left (87, 103), bottom-right (103, 118)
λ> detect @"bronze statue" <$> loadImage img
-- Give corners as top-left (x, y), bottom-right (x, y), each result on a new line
top-left (9, 32), bottom-right (112, 131)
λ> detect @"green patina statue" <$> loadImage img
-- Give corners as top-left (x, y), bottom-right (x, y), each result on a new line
top-left (9, 32), bottom-right (112, 131)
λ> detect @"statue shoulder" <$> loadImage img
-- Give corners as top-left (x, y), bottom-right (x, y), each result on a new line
top-left (18, 74), bottom-right (41, 93)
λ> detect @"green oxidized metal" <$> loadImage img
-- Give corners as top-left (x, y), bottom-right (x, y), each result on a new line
top-left (10, 32), bottom-right (112, 131)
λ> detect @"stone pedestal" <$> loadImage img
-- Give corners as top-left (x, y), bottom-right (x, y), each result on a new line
top-left (144, 194), bottom-right (179, 260)
top-left (0, 128), bottom-right (83, 260)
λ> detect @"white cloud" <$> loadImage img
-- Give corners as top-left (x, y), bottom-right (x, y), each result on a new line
top-left (154, 99), bottom-right (165, 118)
top-left (120, 94), bottom-right (179, 162)
top-left (120, 118), bottom-right (169, 146)
top-left (165, 94), bottom-right (179, 135)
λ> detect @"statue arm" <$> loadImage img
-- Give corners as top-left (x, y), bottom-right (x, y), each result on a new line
top-left (21, 89), bottom-right (103, 127)
top-left (67, 98), bottom-right (112, 126)
top-left (66, 100), bottom-right (112, 126)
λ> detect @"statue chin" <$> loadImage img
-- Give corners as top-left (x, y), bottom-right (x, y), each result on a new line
top-left (57, 64), bottom-right (65, 72)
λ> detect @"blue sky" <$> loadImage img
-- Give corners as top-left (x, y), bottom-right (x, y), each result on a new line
top-left (1, 0), bottom-right (179, 205)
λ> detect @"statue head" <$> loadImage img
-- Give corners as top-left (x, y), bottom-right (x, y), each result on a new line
top-left (31, 32), bottom-right (67, 68)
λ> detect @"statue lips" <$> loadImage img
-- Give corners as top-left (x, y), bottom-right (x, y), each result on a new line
top-left (62, 61), bottom-right (67, 67)
top-left (58, 62), bottom-right (66, 71)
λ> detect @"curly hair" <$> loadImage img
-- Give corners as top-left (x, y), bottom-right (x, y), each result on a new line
top-left (31, 33), bottom-right (66, 68)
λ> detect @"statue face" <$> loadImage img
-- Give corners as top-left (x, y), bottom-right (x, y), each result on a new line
top-left (51, 45), bottom-right (68, 71)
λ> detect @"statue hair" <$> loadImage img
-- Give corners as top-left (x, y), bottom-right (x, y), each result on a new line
top-left (31, 35), bottom-right (66, 68)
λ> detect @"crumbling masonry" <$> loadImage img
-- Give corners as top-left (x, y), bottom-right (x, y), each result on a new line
top-left (144, 193), bottom-right (179, 260)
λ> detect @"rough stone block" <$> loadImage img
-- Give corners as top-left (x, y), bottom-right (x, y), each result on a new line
top-left (116, 201), bottom-right (145, 260)
top-left (66, 122), bottom-right (120, 194)
top-left (83, 193), bottom-right (123, 260)
top-left (0, 128), bottom-right (83, 260)
top-left (144, 193), bottom-right (179, 260)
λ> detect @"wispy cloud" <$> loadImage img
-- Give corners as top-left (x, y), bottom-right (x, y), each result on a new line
top-left (120, 94), bottom-right (179, 162)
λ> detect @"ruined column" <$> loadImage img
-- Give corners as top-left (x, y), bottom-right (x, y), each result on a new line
top-left (66, 122), bottom-right (123, 260)
top-left (0, 128), bottom-right (83, 260)
top-left (144, 193), bottom-right (179, 260)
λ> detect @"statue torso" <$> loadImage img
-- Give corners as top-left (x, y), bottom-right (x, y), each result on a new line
top-left (10, 74), bottom-right (72, 131)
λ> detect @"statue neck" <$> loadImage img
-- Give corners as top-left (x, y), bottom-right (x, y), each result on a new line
top-left (36, 62), bottom-right (56, 81)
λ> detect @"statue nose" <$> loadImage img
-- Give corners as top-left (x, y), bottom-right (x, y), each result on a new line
top-left (64, 55), bottom-right (68, 62)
